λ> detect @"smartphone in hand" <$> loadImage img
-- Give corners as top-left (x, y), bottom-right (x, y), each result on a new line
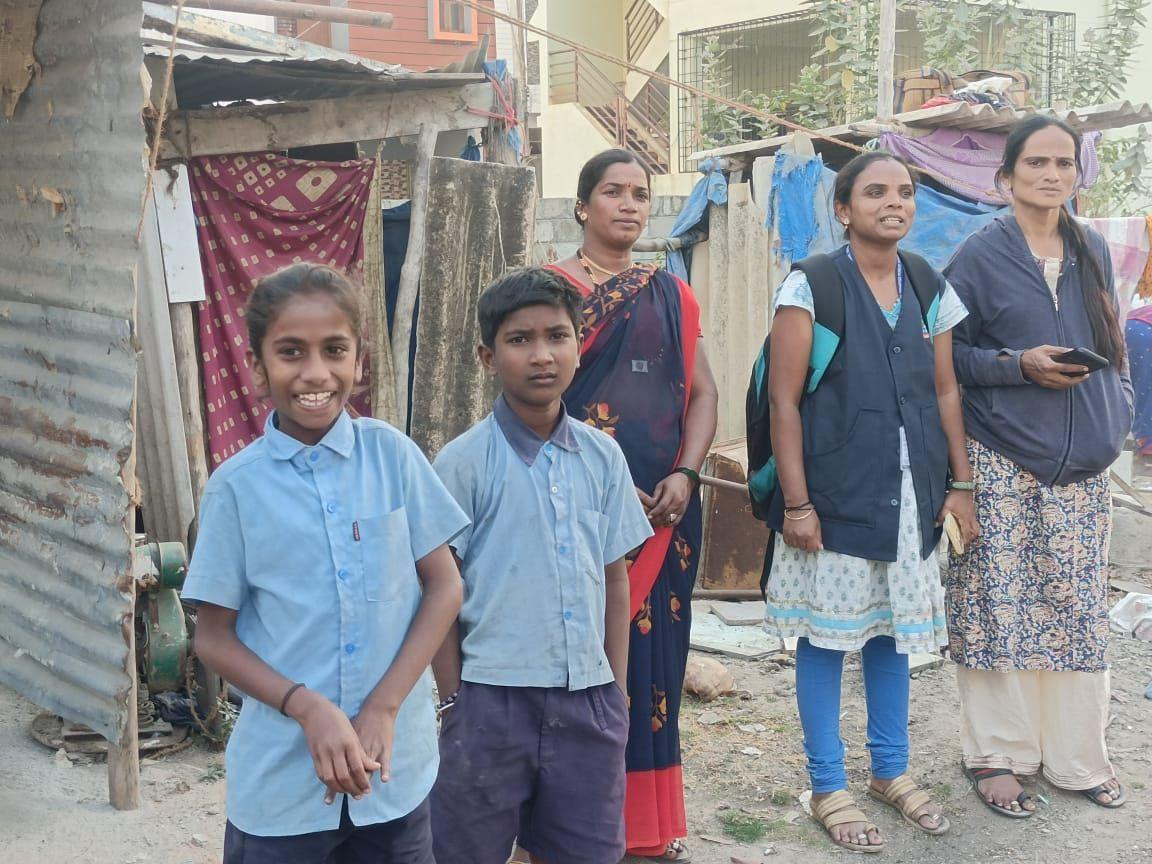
top-left (1055, 347), bottom-right (1109, 376)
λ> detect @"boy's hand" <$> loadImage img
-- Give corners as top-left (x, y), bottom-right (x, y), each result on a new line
top-left (289, 689), bottom-right (379, 803)
top-left (352, 700), bottom-right (398, 785)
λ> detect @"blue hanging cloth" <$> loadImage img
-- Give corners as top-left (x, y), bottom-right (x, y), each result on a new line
top-left (666, 157), bottom-right (728, 280)
top-left (460, 135), bottom-right (481, 161)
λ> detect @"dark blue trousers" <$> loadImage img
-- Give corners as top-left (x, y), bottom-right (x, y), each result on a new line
top-left (223, 796), bottom-right (434, 864)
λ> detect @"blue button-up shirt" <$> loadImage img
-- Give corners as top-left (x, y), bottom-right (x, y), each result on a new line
top-left (433, 396), bottom-right (653, 690)
top-left (182, 412), bottom-right (468, 837)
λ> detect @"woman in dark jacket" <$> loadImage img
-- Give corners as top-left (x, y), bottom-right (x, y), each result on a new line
top-left (945, 116), bottom-right (1134, 818)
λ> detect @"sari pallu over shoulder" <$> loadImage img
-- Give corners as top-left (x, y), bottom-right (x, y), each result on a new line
top-left (546, 264), bottom-right (701, 617)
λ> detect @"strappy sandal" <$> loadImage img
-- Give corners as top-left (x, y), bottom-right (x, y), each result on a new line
top-left (810, 789), bottom-right (884, 854)
top-left (632, 839), bottom-right (691, 862)
top-left (868, 774), bottom-right (950, 835)
top-left (963, 765), bottom-right (1034, 819)
top-left (1080, 781), bottom-right (1127, 809)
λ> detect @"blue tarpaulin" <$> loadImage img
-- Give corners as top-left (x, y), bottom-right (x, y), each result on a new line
top-left (666, 157), bottom-right (728, 280)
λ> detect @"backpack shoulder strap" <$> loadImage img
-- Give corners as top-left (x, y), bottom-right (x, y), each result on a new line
top-left (792, 253), bottom-right (846, 392)
top-left (898, 249), bottom-right (944, 337)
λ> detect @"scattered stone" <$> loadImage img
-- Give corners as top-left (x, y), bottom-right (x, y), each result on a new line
top-left (741, 746), bottom-right (764, 756)
top-left (798, 790), bottom-right (813, 815)
top-left (737, 723), bottom-right (767, 733)
top-left (171, 779), bottom-right (191, 794)
top-left (190, 834), bottom-right (208, 848)
top-left (53, 747), bottom-right (71, 767)
top-left (698, 711), bottom-right (724, 725)
top-left (685, 656), bottom-right (736, 702)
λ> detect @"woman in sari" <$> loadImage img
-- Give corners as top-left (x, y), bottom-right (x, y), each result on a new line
top-left (548, 148), bottom-right (718, 863)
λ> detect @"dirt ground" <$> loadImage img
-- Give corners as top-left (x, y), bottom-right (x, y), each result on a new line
top-left (1, 618), bottom-right (1149, 864)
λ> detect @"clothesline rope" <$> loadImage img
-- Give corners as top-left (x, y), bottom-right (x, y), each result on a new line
top-left (455, 0), bottom-right (1003, 200)
top-left (139, 0), bottom-right (188, 242)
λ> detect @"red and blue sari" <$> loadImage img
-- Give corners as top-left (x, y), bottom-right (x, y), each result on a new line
top-left (549, 263), bottom-right (702, 854)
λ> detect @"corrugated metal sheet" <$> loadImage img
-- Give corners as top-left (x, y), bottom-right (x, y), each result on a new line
top-left (141, 44), bottom-right (485, 106)
top-left (692, 100), bottom-right (1152, 163)
top-left (0, 0), bottom-right (146, 742)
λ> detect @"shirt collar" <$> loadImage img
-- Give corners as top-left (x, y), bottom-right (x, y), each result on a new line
top-left (493, 394), bottom-right (581, 466)
top-left (263, 409), bottom-right (356, 461)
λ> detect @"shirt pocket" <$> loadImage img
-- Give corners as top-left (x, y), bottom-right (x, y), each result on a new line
top-left (577, 508), bottom-right (607, 584)
top-left (358, 507), bottom-right (413, 603)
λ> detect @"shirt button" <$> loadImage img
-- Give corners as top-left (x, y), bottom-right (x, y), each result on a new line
top-left (309, 451), bottom-right (319, 463)
top-left (899, 396), bottom-right (907, 405)
top-left (550, 486), bottom-right (559, 495)
top-left (563, 611), bottom-right (573, 621)
top-left (545, 443), bottom-right (554, 455)
top-left (338, 569), bottom-right (349, 581)
top-left (345, 643), bottom-right (356, 654)
top-left (326, 502), bottom-right (337, 514)
top-left (890, 498), bottom-right (900, 507)
top-left (892, 345), bottom-right (903, 354)
top-left (558, 544), bottom-right (568, 555)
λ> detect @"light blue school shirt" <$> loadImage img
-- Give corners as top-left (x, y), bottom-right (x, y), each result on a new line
top-left (181, 411), bottom-right (468, 837)
top-left (433, 395), bottom-right (653, 691)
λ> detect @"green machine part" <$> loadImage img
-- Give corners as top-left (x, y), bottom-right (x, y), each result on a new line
top-left (135, 540), bottom-right (190, 693)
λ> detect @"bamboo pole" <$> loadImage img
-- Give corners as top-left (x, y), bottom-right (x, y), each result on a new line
top-left (392, 125), bottom-right (440, 427)
top-left (150, 0), bottom-right (394, 27)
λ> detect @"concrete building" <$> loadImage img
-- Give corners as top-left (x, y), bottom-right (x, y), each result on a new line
top-left (527, 0), bottom-right (1152, 198)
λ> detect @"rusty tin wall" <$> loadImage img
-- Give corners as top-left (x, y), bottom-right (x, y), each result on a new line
top-left (0, 0), bottom-right (146, 742)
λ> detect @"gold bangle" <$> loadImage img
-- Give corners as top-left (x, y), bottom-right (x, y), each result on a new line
top-left (783, 507), bottom-right (815, 521)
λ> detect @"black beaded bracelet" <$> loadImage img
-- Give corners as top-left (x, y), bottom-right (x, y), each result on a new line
top-left (279, 682), bottom-right (305, 717)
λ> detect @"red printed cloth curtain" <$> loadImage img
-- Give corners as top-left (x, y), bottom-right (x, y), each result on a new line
top-left (189, 153), bottom-right (375, 468)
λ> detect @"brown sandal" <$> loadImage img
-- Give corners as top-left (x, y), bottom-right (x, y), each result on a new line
top-left (811, 790), bottom-right (884, 853)
top-left (868, 774), bottom-right (950, 835)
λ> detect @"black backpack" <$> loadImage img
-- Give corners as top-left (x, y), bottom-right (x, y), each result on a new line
top-left (746, 250), bottom-right (943, 594)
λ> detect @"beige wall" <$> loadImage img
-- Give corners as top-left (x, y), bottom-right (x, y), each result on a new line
top-left (540, 102), bottom-right (622, 197)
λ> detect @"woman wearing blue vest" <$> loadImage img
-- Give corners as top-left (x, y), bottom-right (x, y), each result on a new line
top-left (945, 116), bottom-right (1133, 817)
top-left (764, 151), bottom-right (978, 853)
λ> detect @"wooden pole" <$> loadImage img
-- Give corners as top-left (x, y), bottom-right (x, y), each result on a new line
top-left (169, 302), bottom-right (210, 548)
top-left (877, 0), bottom-right (897, 121)
top-left (362, 148), bottom-right (401, 427)
top-left (392, 125), bottom-right (439, 427)
top-left (150, 0), bottom-right (394, 27)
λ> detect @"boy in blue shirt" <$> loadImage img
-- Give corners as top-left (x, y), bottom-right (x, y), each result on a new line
top-left (430, 268), bottom-right (653, 864)
top-left (183, 263), bottom-right (469, 863)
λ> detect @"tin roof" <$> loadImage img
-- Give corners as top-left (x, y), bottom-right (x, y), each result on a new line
top-left (691, 100), bottom-right (1152, 163)
top-left (143, 43), bottom-right (486, 106)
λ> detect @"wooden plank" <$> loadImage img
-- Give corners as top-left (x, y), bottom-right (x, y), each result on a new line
top-left (152, 166), bottom-right (206, 303)
top-left (159, 84), bottom-right (490, 161)
top-left (408, 157), bottom-right (537, 458)
top-left (392, 125), bottom-right (439, 429)
top-left (362, 149), bottom-right (400, 427)
top-left (142, 2), bottom-right (391, 67)
top-left (152, 0), bottom-right (394, 27)
top-left (170, 303), bottom-right (210, 549)
top-left (876, 0), bottom-right (896, 121)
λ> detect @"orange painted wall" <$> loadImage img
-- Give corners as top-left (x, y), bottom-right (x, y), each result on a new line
top-left (347, 0), bottom-right (498, 70)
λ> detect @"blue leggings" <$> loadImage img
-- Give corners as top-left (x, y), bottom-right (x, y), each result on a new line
top-left (795, 636), bottom-right (909, 793)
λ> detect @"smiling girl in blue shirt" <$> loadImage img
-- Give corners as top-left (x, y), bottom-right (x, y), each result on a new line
top-left (182, 263), bottom-right (468, 864)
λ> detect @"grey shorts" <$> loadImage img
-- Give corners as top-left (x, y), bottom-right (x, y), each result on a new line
top-left (431, 681), bottom-right (629, 864)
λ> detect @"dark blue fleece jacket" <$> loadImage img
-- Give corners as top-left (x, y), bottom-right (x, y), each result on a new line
top-left (944, 214), bottom-right (1133, 486)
